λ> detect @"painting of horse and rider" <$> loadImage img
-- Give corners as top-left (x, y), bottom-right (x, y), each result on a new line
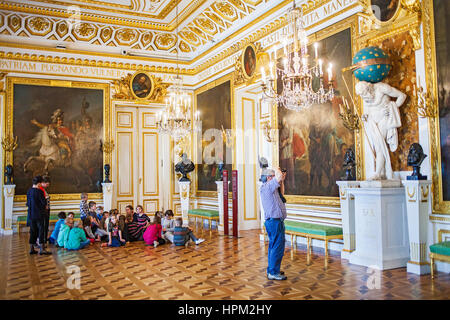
top-left (12, 83), bottom-right (104, 195)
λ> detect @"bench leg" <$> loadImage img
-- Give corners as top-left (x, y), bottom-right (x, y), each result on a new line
top-left (290, 234), bottom-right (294, 260)
top-left (306, 237), bottom-right (311, 265)
top-left (324, 239), bottom-right (329, 270)
top-left (209, 219), bottom-right (212, 237)
top-left (430, 256), bottom-right (435, 280)
top-left (294, 235), bottom-right (297, 250)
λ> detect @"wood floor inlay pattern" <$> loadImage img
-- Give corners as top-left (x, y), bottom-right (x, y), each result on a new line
top-left (0, 229), bottom-right (449, 300)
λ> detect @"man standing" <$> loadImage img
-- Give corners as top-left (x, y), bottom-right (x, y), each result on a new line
top-left (40, 176), bottom-right (51, 244)
top-left (26, 176), bottom-right (51, 255)
top-left (260, 167), bottom-right (287, 280)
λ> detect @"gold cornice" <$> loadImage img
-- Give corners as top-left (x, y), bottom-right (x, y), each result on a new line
top-left (1, 0), bottom-right (182, 31)
top-left (0, 0), bottom-right (363, 79)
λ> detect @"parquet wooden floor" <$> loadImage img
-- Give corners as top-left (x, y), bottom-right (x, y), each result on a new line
top-left (1, 227), bottom-right (449, 300)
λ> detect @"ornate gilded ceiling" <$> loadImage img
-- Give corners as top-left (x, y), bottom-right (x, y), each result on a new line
top-left (0, 0), bottom-right (270, 56)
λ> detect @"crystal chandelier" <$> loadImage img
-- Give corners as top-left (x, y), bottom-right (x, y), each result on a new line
top-left (261, 0), bottom-right (335, 111)
top-left (156, 3), bottom-right (199, 142)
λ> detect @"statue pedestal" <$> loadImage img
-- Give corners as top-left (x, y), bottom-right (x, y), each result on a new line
top-left (216, 181), bottom-right (230, 235)
top-left (349, 186), bottom-right (409, 270)
top-left (402, 180), bottom-right (432, 275)
top-left (101, 183), bottom-right (113, 212)
top-left (336, 181), bottom-right (360, 260)
top-left (3, 185), bottom-right (15, 235)
top-left (179, 181), bottom-right (190, 227)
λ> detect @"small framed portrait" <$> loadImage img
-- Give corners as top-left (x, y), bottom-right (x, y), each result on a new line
top-left (370, 0), bottom-right (400, 23)
top-left (130, 71), bottom-right (154, 100)
top-left (241, 43), bottom-right (257, 79)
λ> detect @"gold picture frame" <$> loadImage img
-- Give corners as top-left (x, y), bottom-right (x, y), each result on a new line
top-left (241, 43), bottom-right (258, 80)
top-left (271, 16), bottom-right (362, 207)
top-left (129, 71), bottom-right (155, 100)
top-left (423, 0), bottom-right (450, 215)
top-left (369, 0), bottom-right (402, 24)
top-left (5, 76), bottom-right (111, 202)
top-left (194, 73), bottom-right (235, 198)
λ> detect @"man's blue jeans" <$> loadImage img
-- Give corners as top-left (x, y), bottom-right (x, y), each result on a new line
top-left (264, 218), bottom-right (285, 275)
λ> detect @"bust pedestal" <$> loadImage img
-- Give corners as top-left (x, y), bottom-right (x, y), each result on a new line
top-left (3, 185), bottom-right (15, 235)
top-left (336, 181), bottom-right (360, 260)
top-left (216, 181), bottom-right (230, 235)
top-left (179, 181), bottom-right (190, 227)
top-left (101, 183), bottom-right (113, 212)
top-left (402, 180), bottom-right (432, 275)
top-left (349, 185), bottom-right (409, 270)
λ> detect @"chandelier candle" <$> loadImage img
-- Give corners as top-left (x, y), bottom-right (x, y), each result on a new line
top-left (261, 0), bottom-right (334, 111)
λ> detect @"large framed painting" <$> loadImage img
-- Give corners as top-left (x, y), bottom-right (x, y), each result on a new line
top-left (424, 0), bottom-right (450, 214)
top-left (276, 19), bottom-right (360, 205)
top-left (6, 77), bottom-right (111, 199)
top-left (194, 75), bottom-right (233, 195)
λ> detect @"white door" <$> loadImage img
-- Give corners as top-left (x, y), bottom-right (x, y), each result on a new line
top-left (114, 105), bottom-right (163, 214)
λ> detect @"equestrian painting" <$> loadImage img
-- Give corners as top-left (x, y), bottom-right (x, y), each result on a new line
top-left (12, 83), bottom-right (104, 195)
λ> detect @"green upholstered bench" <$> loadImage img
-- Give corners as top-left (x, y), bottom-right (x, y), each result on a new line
top-left (188, 209), bottom-right (219, 236)
top-left (278, 220), bottom-right (343, 268)
top-left (430, 241), bottom-right (450, 279)
top-left (16, 212), bottom-right (81, 233)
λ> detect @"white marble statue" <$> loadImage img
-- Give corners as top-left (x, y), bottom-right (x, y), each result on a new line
top-left (355, 81), bottom-right (407, 180)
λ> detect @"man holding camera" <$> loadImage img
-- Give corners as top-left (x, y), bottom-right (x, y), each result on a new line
top-left (260, 167), bottom-right (287, 280)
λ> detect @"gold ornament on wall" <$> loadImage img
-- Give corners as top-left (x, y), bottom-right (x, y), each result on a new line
top-left (234, 42), bottom-right (266, 86)
top-left (100, 139), bottom-right (115, 154)
top-left (111, 71), bottom-right (169, 103)
top-left (1, 135), bottom-right (18, 152)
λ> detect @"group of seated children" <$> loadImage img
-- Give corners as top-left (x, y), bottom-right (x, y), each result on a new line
top-left (48, 193), bottom-right (205, 251)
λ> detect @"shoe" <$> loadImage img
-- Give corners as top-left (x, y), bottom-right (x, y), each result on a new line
top-left (267, 273), bottom-right (287, 281)
top-left (29, 245), bottom-right (38, 255)
top-left (195, 239), bottom-right (205, 245)
top-left (38, 244), bottom-right (52, 255)
top-left (153, 240), bottom-right (159, 248)
top-left (266, 271), bottom-right (285, 279)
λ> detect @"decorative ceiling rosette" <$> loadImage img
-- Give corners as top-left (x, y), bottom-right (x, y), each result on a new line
top-left (115, 28), bottom-right (139, 45)
top-left (154, 33), bottom-right (176, 50)
top-left (72, 22), bottom-right (97, 41)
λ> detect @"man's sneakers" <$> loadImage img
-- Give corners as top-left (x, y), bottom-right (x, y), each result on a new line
top-left (153, 240), bottom-right (159, 248)
top-left (195, 238), bottom-right (205, 245)
top-left (267, 273), bottom-right (287, 280)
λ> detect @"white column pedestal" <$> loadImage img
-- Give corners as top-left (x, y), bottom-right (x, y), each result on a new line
top-left (349, 186), bottom-right (409, 270)
top-left (216, 181), bottom-right (230, 235)
top-left (179, 181), bottom-right (190, 227)
top-left (402, 180), bottom-right (432, 275)
top-left (3, 185), bottom-right (15, 235)
top-left (101, 183), bottom-right (114, 212)
top-left (336, 181), bottom-right (360, 260)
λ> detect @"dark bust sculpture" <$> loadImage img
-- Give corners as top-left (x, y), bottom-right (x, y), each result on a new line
top-left (407, 143), bottom-right (427, 180)
top-left (342, 148), bottom-right (356, 181)
top-left (5, 164), bottom-right (13, 185)
top-left (259, 157), bottom-right (269, 182)
top-left (103, 164), bottom-right (111, 183)
top-left (215, 162), bottom-right (225, 181)
top-left (175, 153), bottom-right (195, 182)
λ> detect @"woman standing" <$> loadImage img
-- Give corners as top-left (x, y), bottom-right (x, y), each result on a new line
top-left (26, 176), bottom-right (51, 255)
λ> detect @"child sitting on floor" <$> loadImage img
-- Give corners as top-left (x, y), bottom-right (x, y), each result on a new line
top-left (57, 217), bottom-right (73, 248)
top-left (143, 216), bottom-right (165, 248)
top-left (166, 217), bottom-right (205, 246)
top-left (65, 220), bottom-right (91, 251)
top-left (83, 216), bottom-right (100, 243)
top-left (99, 211), bottom-right (110, 233)
top-left (162, 210), bottom-right (175, 243)
top-left (96, 205), bottom-right (104, 221)
top-left (49, 211), bottom-right (66, 245)
top-left (67, 212), bottom-right (75, 220)
top-left (79, 193), bottom-right (89, 221)
top-left (101, 215), bottom-right (126, 247)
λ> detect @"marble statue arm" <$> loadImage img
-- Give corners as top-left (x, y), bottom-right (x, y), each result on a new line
top-left (379, 82), bottom-right (407, 107)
